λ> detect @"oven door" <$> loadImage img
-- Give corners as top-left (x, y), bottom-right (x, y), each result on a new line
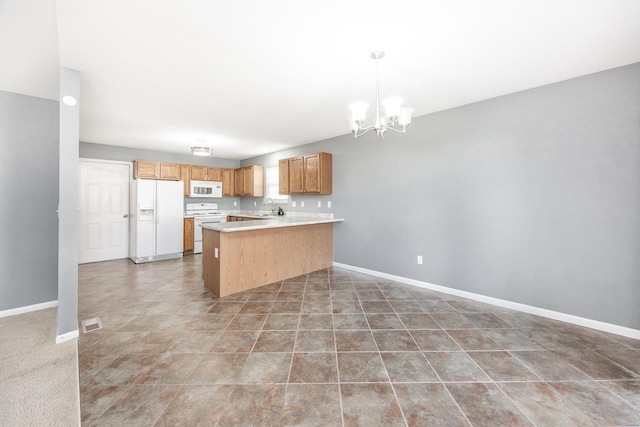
top-left (193, 216), bottom-right (226, 254)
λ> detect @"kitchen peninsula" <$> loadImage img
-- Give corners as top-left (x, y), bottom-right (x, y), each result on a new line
top-left (201, 215), bottom-right (344, 296)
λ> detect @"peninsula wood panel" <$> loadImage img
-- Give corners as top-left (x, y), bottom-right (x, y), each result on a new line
top-left (203, 223), bottom-right (333, 297)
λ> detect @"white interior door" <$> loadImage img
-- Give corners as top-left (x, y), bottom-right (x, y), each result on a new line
top-left (79, 160), bottom-right (131, 263)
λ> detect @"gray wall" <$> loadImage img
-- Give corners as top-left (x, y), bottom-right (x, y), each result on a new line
top-left (0, 90), bottom-right (59, 310)
top-left (80, 142), bottom-right (244, 210)
top-left (57, 68), bottom-right (80, 337)
top-left (242, 63), bottom-right (640, 330)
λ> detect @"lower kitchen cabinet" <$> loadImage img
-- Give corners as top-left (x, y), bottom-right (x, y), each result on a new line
top-left (183, 217), bottom-right (194, 252)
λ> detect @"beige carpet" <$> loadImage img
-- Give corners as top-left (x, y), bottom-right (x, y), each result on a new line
top-left (0, 307), bottom-right (80, 426)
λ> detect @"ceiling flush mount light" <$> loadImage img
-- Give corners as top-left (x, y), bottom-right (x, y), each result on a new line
top-left (191, 146), bottom-right (212, 156)
top-left (348, 51), bottom-right (414, 139)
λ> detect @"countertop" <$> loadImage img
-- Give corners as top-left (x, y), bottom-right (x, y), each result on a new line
top-left (201, 215), bottom-right (344, 232)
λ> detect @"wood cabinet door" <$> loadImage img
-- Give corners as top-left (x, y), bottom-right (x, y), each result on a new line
top-left (134, 160), bottom-right (159, 179)
top-left (207, 167), bottom-right (222, 182)
top-left (243, 167), bottom-right (254, 196)
top-left (180, 164), bottom-right (190, 196)
top-left (279, 159), bottom-right (290, 195)
top-left (191, 165), bottom-right (207, 181)
top-left (289, 157), bottom-right (304, 194)
top-left (234, 168), bottom-right (244, 195)
top-left (183, 217), bottom-right (194, 252)
top-left (160, 163), bottom-right (181, 180)
top-left (252, 165), bottom-right (264, 197)
top-left (303, 154), bottom-right (320, 193)
top-left (222, 168), bottom-right (235, 196)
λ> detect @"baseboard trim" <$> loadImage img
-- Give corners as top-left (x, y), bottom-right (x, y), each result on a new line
top-left (56, 330), bottom-right (79, 344)
top-left (0, 300), bottom-right (58, 318)
top-left (333, 262), bottom-right (640, 340)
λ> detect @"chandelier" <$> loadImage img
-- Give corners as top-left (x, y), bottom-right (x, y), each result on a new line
top-left (348, 51), bottom-right (414, 139)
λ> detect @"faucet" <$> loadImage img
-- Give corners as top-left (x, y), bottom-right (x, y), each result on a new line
top-left (262, 198), bottom-right (276, 215)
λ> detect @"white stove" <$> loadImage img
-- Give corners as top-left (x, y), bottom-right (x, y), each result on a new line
top-left (185, 202), bottom-right (223, 216)
top-left (185, 203), bottom-right (226, 253)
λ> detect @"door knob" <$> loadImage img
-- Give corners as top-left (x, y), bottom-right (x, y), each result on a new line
top-left (123, 214), bottom-right (129, 218)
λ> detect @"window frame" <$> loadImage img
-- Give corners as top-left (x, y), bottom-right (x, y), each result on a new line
top-left (264, 165), bottom-right (289, 204)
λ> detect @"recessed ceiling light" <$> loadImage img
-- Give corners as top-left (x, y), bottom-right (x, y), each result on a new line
top-left (62, 95), bottom-right (77, 106)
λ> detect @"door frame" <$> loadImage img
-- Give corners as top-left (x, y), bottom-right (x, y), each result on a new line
top-left (78, 158), bottom-right (134, 262)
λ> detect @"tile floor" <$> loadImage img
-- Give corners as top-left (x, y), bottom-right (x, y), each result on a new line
top-left (78, 256), bottom-right (640, 426)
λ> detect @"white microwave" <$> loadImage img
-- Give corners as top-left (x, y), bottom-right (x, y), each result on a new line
top-left (190, 180), bottom-right (222, 198)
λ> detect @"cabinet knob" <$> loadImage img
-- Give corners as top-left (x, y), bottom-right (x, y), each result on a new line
top-left (123, 214), bottom-right (129, 218)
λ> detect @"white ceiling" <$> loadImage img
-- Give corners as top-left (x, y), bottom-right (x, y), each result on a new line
top-left (2, 1), bottom-right (640, 160)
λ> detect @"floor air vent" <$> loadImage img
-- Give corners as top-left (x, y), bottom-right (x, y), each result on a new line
top-left (81, 317), bottom-right (103, 334)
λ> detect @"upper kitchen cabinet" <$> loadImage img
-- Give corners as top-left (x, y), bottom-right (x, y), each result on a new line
top-left (207, 167), bottom-right (223, 182)
top-left (134, 160), bottom-right (159, 178)
top-left (190, 165), bottom-right (207, 181)
top-left (279, 152), bottom-right (332, 195)
top-left (134, 160), bottom-right (181, 180)
top-left (159, 163), bottom-right (181, 180)
top-left (190, 165), bottom-right (222, 182)
top-left (222, 168), bottom-right (235, 197)
top-left (278, 159), bottom-right (289, 195)
top-left (234, 165), bottom-right (264, 197)
top-left (180, 164), bottom-right (190, 196)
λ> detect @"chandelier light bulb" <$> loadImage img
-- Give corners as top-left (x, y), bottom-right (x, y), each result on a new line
top-left (382, 97), bottom-right (404, 120)
top-left (398, 107), bottom-right (415, 127)
top-left (348, 101), bottom-right (369, 123)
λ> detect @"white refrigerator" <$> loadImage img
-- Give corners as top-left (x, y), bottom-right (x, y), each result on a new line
top-left (129, 179), bottom-right (184, 263)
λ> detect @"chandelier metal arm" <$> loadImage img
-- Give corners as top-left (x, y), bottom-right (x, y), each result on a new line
top-left (352, 122), bottom-right (409, 138)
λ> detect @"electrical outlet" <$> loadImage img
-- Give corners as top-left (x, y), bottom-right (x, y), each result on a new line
top-left (233, 201), bottom-right (237, 206)
top-left (328, 201), bottom-right (331, 208)
top-left (417, 255), bottom-right (423, 265)
top-left (292, 201), bottom-right (297, 207)
top-left (317, 201), bottom-right (321, 208)
top-left (301, 201), bottom-right (305, 207)
top-left (253, 201), bottom-right (256, 206)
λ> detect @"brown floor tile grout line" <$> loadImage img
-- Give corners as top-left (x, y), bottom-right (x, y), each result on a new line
top-left (329, 274), bottom-right (346, 427)
top-left (384, 289), bottom-right (478, 426)
top-left (356, 290), bottom-right (411, 427)
top-left (281, 276), bottom-right (307, 423)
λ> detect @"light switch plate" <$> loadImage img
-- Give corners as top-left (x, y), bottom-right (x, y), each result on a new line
top-left (292, 201), bottom-right (297, 207)
top-left (301, 201), bottom-right (305, 207)
top-left (318, 201), bottom-right (321, 208)
top-left (328, 201), bottom-right (332, 208)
